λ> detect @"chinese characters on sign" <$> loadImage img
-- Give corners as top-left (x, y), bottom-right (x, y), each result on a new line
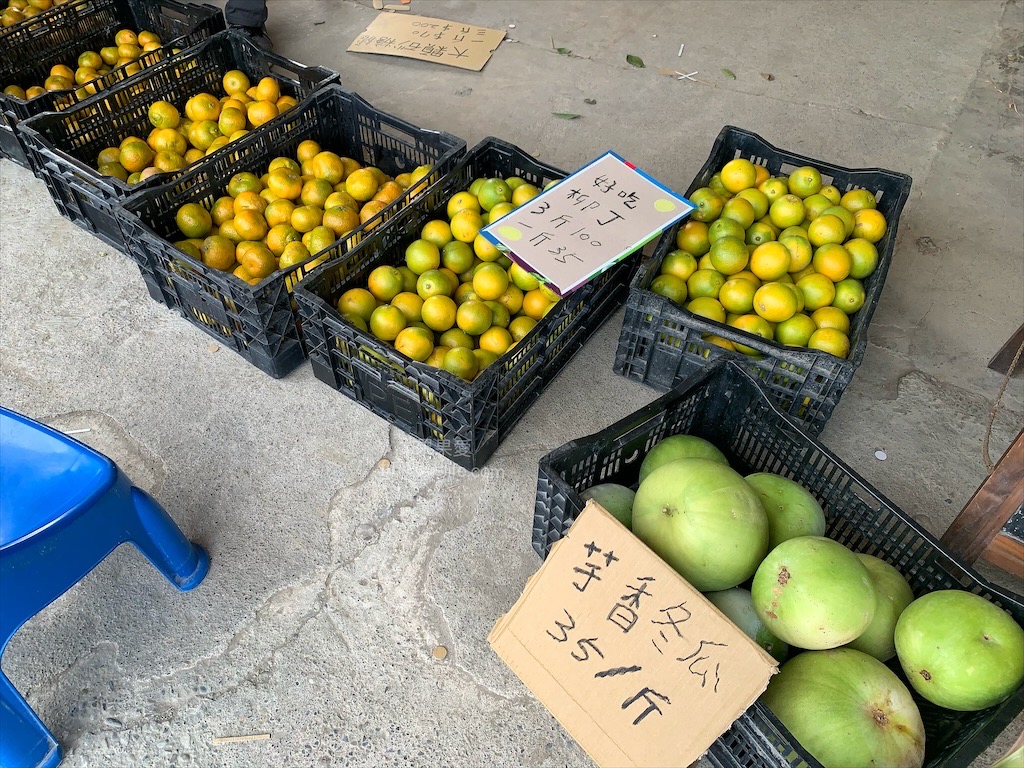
top-left (480, 152), bottom-right (695, 297)
top-left (347, 14), bottom-right (506, 72)
top-left (489, 501), bottom-right (777, 768)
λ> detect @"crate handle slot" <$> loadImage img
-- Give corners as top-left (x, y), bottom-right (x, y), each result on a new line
top-left (379, 122), bottom-right (417, 147)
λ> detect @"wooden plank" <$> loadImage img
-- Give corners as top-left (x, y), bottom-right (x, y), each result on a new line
top-left (940, 428), bottom-right (1024, 564)
top-left (988, 322), bottom-right (1024, 375)
top-left (981, 533), bottom-right (1024, 578)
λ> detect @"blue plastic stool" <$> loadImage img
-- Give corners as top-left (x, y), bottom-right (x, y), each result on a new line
top-left (0, 407), bottom-right (210, 768)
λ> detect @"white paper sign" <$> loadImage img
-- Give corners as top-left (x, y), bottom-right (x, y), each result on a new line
top-left (480, 152), bottom-right (695, 296)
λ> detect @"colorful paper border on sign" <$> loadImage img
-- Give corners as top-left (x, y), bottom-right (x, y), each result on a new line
top-left (480, 151), bottom-right (696, 296)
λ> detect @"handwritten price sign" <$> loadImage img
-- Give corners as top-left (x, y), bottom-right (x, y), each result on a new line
top-left (480, 152), bottom-right (695, 296)
top-left (490, 502), bottom-right (777, 768)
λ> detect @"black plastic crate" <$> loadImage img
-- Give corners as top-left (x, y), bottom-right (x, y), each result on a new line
top-left (0, 0), bottom-right (223, 168)
top-left (535, 360), bottom-right (1023, 768)
top-left (118, 85), bottom-right (465, 378)
top-left (17, 29), bottom-right (337, 251)
top-left (294, 137), bottom-right (638, 469)
top-left (614, 126), bottom-right (913, 436)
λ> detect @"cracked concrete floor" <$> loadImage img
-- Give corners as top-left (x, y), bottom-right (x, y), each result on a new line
top-left (1, 0), bottom-right (1023, 766)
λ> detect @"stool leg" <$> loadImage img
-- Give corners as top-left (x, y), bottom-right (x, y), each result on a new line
top-left (0, 670), bottom-right (62, 768)
top-left (127, 487), bottom-right (210, 591)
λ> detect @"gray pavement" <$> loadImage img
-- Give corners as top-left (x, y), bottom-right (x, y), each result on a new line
top-left (1, 0), bottom-right (1023, 766)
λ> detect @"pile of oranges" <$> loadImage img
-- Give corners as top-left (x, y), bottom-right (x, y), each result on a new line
top-left (93, 69), bottom-right (297, 184)
top-left (169, 138), bottom-right (432, 286)
top-left (2, 28), bottom-right (162, 100)
top-left (653, 158), bottom-right (888, 359)
top-left (335, 176), bottom-right (560, 382)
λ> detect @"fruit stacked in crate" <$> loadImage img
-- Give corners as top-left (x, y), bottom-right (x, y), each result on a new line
top-left (614, 126), bottom-right (912, 436)
top-left (536, 361), bottom-right (1024, 768)
top-left (294, 138), bottom-right (635, 469)
top-left (0, 0), bottom-right (223, 168)
top-left (119, 85), bottom-right (466, 378)
top-left (17, 29), bottom-right (336, 250)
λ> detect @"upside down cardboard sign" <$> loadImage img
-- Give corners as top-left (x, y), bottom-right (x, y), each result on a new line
top-left (348, 13), bottom-right (506, 71)
top-left (488, 502), bottom-right (777, 768)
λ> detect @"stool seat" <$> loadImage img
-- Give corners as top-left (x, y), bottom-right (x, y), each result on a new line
top-left (0, 405), bottom-right (209, 768)
top-left (1, 410), bottom-right (115, 550)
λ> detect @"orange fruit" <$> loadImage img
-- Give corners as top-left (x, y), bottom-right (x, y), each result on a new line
top-left (511, 183), bottom-right (540, 207)
top-left (787, 166), bottom-right (822, 198)
top-left (852, 209), bottom-right (887, 243)
top-left (687, 269), bottom-right (725, 300)
top-left (421, 219), bottom-right (453, 249)
top-left (812, 306), bottom-right (851, 334)
top-left (359, 200), bottom-right (388, 227)
top-left (405, 239), bottom-right (441, 275)
top-left (264, 199), bottom-right (296, 228)
top-left (769, 195), bottom-right (805, 229)
top-left (246, 100), bottom-right (279, 127)
top-left (200, 235), bottom-right (236, 271)
top-left (302, 225), bottom-right (336, 256)
top-left (709, 236), bottom-right (749, 276)
top-left (796, 272), bottom-right (837, 311)
top-left (447, 191), bottom-right (481, 218)
top-left (473, 232), bottom-right (503, 262)
top-left (485, 299), bottom-right (511, 328)
top-left (345, 168), bottom-right (379, 202)
top-left (661, 249), bottom-right (699, 282)
top-left (264, 223), bottom-right (301, 256)
top-left (801, 194), bottom-right (833, 222)
top-left (676, 220), bottom-right (711, 256)
top-left (509, 315), bottom-right (537, 342)
top-left (233, 209), bottom-right (268, 241)
top-left (820, 185), bottom-right (841, 205)
top-left (758, 177), bottom-right (789, 204)
top-left (152, 150), bottom-right (185, 172)
top-left (442, 241), bottom-right (476, 275)
top-left (337, 288), bottom-right (377, 322)
top-left (832, 278), bottom-right (866, 314)
top-left (690, 187), bottom-right (725, 223)
top-left (148, 100), bottom-right (180, 129)
top-left (812, 243), bottom-right (852, 282)
top-left (749, 241), bottom-right (792, 281)
top-left (322, 206), bottom-right (360, 238)
top-left (185, 92), bottom-right (220, 122)
top-left (522, 289), bottom-right (554, 320)
top-left (472, 263), bottom-right (509, 300)
top-left (745, 222), bottom-right (775, 248)
top-left (443, 346), bottom-right (479, 381)
top-left (735, 188), bottom-right (770, 220)
top-left (780, 235), bottom-right (813, 272)
top-left (421, 295), bottom-right (457, 332)
top-left (416, 269), bottom-right (453, 300)
top-left (456, 301), bottom-right (491, 335)
top-left (686, 296), bottom-right (727, 323)
top-left (218, 107), bottom-right (247, 136)
top-left (369, 304), bottom-right (407, 341)
top-left (119, 140), bottom-right (153, 173)
top-left (276, 95), bottom-right (298, 112)
top-left (729, 313), bottom-right (774, 355)
top-left (439, 328), bottom-right (474, 349)
top-left (731, 270), bottom-right (762, 288)
top-left (394, 327), bottom-right (434, 362)
top-left (175, 202), bottom-right (212, 238)
top-left (450, 210), bottom-right (484, 243)
top-left (479, 326), bottom-right (513, 355)
top-left (311, 151), bottom-right (347, 185)
top-left (366, 265), bottom-right (403, 302)
top-left (807, 328), bottom-right (850, 359)
top-left (222, 70), bottom-right (250, 96)
top-left (266, 168), bottom-right (303, 200)
top-left (720, 158), bottom-right (758, 193)
top-left (753, 282), bottom-right (798, 323)
top-left (239, 242), bottom-right (277, 279)
top-left (291, 205), bottom-right (323, 234)
top-left (188, 120), bottom-right (221, 151)
top-left (821, 205), bottom-right (856, 238)
top-left (775, 313), bottom-right (816, 347)
top-left (807, 214), bottom-right (847, 247)
top-left (390, 291), bottom-right (424, 323)
top-left (840, 188), bottom-right (877, 212)
top-left (651, 274), bottom-right (688, 304)
top-left (718, 277), bottom-right (757, 314)
top-left (753, 164), bottom-right (771, 186)
top-left (844, 238), bottom-right (879, 279)
top-left (721, 197), bottom-right (756, 229)
top-left (233, 190), bottom-right (267, 215)
top-left (254, 76), bottom-right (280, 103)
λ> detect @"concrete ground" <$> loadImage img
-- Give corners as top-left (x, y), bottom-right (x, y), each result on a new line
top-left (2, 0), bottom-right (1023, 765)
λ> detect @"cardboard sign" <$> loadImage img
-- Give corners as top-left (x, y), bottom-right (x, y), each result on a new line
top-left (480, 152), bottom-right (695, 296)
top-left (347, 13), bottom-right (506, 71)
top-left (489, 502), bottom-right (777, 768)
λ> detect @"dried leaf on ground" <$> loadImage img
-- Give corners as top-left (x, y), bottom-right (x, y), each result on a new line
top-left (626, 54), bottom-right (645, 68)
